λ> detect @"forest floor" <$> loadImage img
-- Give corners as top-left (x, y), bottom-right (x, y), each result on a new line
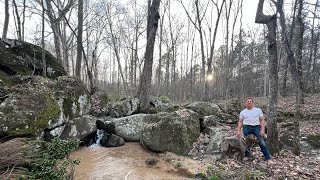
top-left (72, 94), bottom-right (320, 180)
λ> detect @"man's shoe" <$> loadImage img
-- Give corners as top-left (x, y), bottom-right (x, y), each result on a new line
top-left (243, 157), bottom-right (250, 161)
top-left (266, 159), bottom-right (275, 165)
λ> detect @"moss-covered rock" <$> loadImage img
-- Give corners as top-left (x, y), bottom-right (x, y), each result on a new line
top-left (0, 39), bottom-right (66, 79)
top-left (0, 76), bottom-right (91, 138)
top-left (307, 134), bottom-right (320, 148)
top-left (0, 92), bottom-right (60, 137)
top-left (184, 102), bottom-right (222, 117)
top-left (140, 109), bottom-right (200, 155)
top-left (55, 76), bottom-right (91, 119)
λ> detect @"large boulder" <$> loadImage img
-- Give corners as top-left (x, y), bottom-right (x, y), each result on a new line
top-left (203, 113), bottom-right (238, 128)
top-left (109, 114), bottom-right (147, 142)
top-left (140, 109), bottom-right (201, 155)
top-left (0, 76), bottom-right (91, 138)
top-left (218, 99), bottom-right (243, 117)
top-left (58, 115), bottom-right (98, 142)
top-left (205, 126), bottom-right (231, 155)
top-left (100, 133), bottom-right (125, 147)
top-left (54, 76), bottom-right (91, 120)
top-left (100, 98), bottom-right (140, 118)
top-left (184, 102), bottom-right (221, 117)
top-left (90, 90), bottom-right (110, 117)
top-left (0, 39), bottom-right (66, 80)
top-left (149, 96), bottom-right (179, 113)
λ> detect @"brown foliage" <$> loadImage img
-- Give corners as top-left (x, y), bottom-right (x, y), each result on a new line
top-left (0, 138), bottom-right (34, 179)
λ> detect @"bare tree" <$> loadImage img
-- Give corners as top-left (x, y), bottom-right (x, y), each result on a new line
top-left (205, 0), bottom-right (225, 100)
top-left (75, 0), bottom-right (83, 77)
top-left (255, 0), bottom-right (279, 155)
top-left (12, 0), bottom-right (22, 40)
top-left (137, 0), bottom-right (161, 112)
top-left (44, 0), bottom-right (74, 65)
top-left (2, 0), bottom-right (9, 39)
top-left (41, 0), bottom-right (46, 77)
top-left (277, 0), bottom-right (303, 155)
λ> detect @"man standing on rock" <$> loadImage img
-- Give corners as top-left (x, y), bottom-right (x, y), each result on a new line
top-left (236, 97), bottom-right (273, 164)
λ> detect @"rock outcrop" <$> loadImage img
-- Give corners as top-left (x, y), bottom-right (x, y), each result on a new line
top-left (108, 113), bottom-right (147, 142)
top-left (140, 109), bottom-right (200, 155)
top-left (0, 76), bottom-right (91, 138)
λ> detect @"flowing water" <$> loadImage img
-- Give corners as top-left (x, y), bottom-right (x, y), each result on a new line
top-left (71, 142), bottom-right (205, 180)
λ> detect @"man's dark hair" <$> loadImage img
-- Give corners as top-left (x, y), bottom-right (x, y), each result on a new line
top-left (245, 97), bottom-right (254, 102)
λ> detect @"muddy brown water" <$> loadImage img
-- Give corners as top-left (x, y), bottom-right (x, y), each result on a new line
top-left (71, 142), bottom-right (206, 180)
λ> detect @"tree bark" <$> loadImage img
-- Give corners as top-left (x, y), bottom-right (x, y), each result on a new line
top-left (296, 0), bottom-right (305, 104)
top-left (195, 0), bottom-right (206, 97)
top-left (307, 0), bottom-right (318, 93)
top-left (205, 0), bottom-right (226, 101)
top-left (12, 0), bottom-right (22, 40)
top-left (75, 0), bottom-right (83, 77)
top-left (255, 0), bottom-right (280, 155)
top-left (277, 0), bottom-right (302, 155)
top-left (2, 0), bottom-right (9, 39)
top-left (137, 0), bottom-right (161, 112)
top-left (41, 0), bottom-right (46, 77)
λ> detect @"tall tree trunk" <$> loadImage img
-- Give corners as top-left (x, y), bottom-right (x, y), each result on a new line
top-left (255, 0), bottom-right (280, 155)
top-left (296, 0), bottom-right (304, 104)
top-left (137, 0), bottom-right (161, 112)
top-left (22, 0), bottom-right (26, 40)
top-left (106, 3), bottom-right (127, 94)
top-left (205, 0), bottom-right (225, 101)
top-left (75, 0), bottom-right (83, 77)
top-left (282, 0), bottom-right (298, 96)
top-left (278, 0), bottom-right (301, 155)
top-left (12, 0), bottom-right (22, 40)
top-left (2, 0), bottom-right (9, 39)
top-left (157, 3), bottom-right (166, 87)
top-left (45, 0), bottom-right (63, 64)
top-left (195, 0), bottom-right (206, 97)
top-left (307, 0), bottom-right (318, 93)
top-left (41, 0), bottom-right (46, 77)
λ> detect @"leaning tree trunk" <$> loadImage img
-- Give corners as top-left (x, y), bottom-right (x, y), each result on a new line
top-left (278, 0), bottom-right (302, 155)
top-left (137, 0), bottom-right (161, 112)
top-left (255, 0), bottom-right (280, 155)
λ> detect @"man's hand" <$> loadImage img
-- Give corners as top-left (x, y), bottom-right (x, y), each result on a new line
top-left (260, 130), bottom-right (265, 137)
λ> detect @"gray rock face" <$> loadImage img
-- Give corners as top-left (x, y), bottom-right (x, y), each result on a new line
top-left (59, 115), bottom-right (97, 141)
top-left (90, 90), bottom-right (110, 117)
top-left (0, 76), bottom-right (91, 137)
top-left (0, 39), bottom-right (66, 79)
top-left (203, 113), bottom-right (238, 127)
top-left (149, 96), bottom-right (178, 112)
top-left (185, 102), bottom-right (221, 117)
top-left (100, 134), bottom-right (125, 147)
top-left (205, 126), bottom-right (231, 154)
top-left (110, 114), bottom-right (147, 142)
top-left (104, 98), bottom-right (140, 118)
top-left (140, 109), bottom-right (200, 155)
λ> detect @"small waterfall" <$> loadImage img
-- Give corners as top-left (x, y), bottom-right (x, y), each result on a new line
top-left (89, 129), bottom-right (105, 148)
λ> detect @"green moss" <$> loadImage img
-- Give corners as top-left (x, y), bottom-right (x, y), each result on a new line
top-left (10, 95), bottom-right (60, 136)
top-left (159, 96), bottom-right (171, 103)
top-left (62, 97), bottom-right (74, 119)
top-left (307, 134), bottom-right (320, 148)
top-left (103, 93), bottom-right (110, 104)
top-left (35, 95), bottom-right (60, 128)
top-left (0, 71), bottom-right (14, 88)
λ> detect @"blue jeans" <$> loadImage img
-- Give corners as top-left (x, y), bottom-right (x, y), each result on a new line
top-left (243, 125), bottom-right (271, 160)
